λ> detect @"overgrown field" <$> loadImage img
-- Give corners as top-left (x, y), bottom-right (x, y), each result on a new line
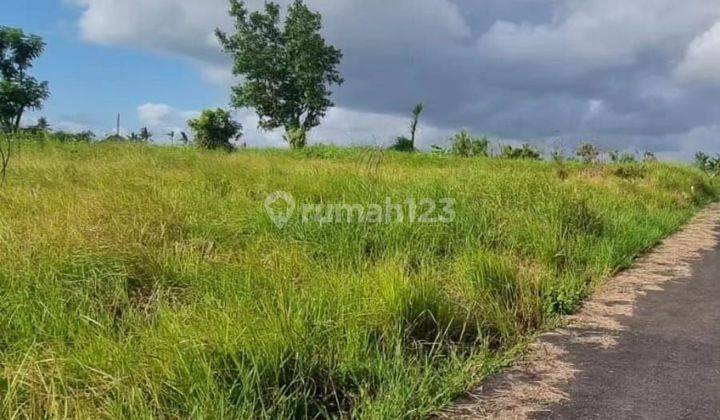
top-left (0, 141), bottom-right (716, 418)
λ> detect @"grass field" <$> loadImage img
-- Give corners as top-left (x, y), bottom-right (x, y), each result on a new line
top-left (0, 140), bottom-right (716, 418)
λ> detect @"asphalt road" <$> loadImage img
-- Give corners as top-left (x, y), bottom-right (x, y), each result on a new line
top-left (536, 242), bottom-right (720, 419)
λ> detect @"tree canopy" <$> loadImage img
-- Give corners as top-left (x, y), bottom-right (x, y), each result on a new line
top-left (217, 0), bottom-right (343, 148)
top-left (188, 108), bottom-right (242, 151)
top-left (0, 27), bottom-right (50, 133)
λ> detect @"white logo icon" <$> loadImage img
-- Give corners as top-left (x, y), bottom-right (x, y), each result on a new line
top-left (264, 191), bottom-right (296, 229)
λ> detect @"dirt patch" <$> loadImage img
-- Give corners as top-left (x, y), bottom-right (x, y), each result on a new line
top-left (443, 204), bottom-right (720, 419)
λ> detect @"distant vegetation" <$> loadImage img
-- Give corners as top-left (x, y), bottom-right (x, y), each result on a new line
top-left (188, 108), bottom-right (242, 151)
top-left (449, 131), bottom-right (489, 157)
top-left (695, 151), bottom-right (720, 177)
top-left (390, 103), bottom-right (425, 152)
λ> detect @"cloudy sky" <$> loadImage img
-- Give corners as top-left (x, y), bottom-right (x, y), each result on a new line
top-left (7, 0), bottom-right (720, 158)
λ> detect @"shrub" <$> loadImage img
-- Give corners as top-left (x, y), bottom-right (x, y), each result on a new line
top-left (643, 151), bottom-right (658, 163)
top-left (451, 131), bottom-right (489, 157)
top-left (609, 150), bottom-right (637, 164)
top-left (389, 136), bottom-right (415, 152)
top-left (47, 130), bottom-right (95, 142)
top-left (694, 152), bottom-right (720, 177)
top-left (188, 108), bottom-right (242, 151)
top-left (576, 142), bottom-right (600, 164)
top-left (500, 144), bottom-right (541, 160)
top-left (552, 151), bottom-right (569, 180)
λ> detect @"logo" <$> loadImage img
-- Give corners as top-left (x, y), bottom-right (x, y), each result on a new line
top-left (264, 191), bottom-right (296, 229)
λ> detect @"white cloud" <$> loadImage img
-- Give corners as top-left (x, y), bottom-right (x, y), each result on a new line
top-left (54, 120), bottom-right (92, 133)
top-left (477, 0), bottom-right (720, 73)
top-left (137, 103), bottom-right (174, 127)
top-left (676, 22), bottom-right (720, 85)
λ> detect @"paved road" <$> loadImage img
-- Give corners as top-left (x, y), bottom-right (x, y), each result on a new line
top-left (537, 242), bottom-right (720, 419)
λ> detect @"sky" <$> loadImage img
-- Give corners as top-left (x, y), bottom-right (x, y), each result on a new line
top-left (6, 0), bottom-right (720, 159)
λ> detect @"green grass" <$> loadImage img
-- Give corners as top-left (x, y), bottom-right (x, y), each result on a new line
top-left (0, 140), bottom-right (716, 418)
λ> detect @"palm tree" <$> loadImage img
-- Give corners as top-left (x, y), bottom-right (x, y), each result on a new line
top-left (139, 127), bottom-right (152, 142)
top-left (409, 103), bottom-right (424, 149)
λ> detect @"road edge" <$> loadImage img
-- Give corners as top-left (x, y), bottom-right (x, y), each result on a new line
top-left (442, 203), bottom-right (720, 419)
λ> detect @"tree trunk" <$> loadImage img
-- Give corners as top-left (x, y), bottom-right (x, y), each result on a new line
top-left (284, 120), bottom-right (307, 149)
top-left (13, 108), bottom-right (24, 133)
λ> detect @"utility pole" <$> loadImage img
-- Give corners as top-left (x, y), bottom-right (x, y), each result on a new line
top-left (116, 113), bottom-right (120, 137)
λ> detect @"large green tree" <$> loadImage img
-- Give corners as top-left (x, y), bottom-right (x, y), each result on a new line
top-left (217, 0), bottom-right (343, 149)
top-left (0, 27), bottom-right (49, 133)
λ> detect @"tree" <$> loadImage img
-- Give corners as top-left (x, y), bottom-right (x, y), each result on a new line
top-left (409, 103), bottom-right (424, 149)
top-left (217, 0), bottom-right (343, 149)
top-left (33, 116), bottom-right (49, 132)
top-left (0, 27), bottom-right (50, 133)
top-left (389, 103), bottom-right (425, 152)
top-left (188, 108), bottom-right (242, 151)
top-left (0, 134), bottom-right (11, 186)
top-left (139, 127), bottom-right (152, 142)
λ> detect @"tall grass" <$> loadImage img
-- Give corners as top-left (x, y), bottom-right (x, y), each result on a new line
top-left (0, 140), bottom-right (716, 418)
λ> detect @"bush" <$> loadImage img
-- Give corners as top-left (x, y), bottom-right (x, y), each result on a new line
top-left (48, 130), bottom-right (95, 142)
top-left (388, 136), bottom-right (415, 152)
top-left (576, 142), bottom-right (600, 163)
top-left (451, 131), bottom-right (489, 157)
top-left (695, 151), bottom-right (720, 177)
top-left (188, 109), bottom-right (242, 151)
top-left (609, 150), bottom-right (637, 164)
top-left (500, 144), bottom-right (541, 160)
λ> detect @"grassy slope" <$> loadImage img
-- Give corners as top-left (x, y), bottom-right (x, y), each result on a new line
top-left (0, 141), bottom-right (716, 418)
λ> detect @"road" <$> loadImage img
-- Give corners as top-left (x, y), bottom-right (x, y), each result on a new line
top-left (537, 230), bottom-right (720, 419)
top-left (447, 204), bottom-right (720, 419)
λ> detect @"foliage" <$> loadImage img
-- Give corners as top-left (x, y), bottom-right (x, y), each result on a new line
top-left (389, 104), bottom-right (426, 152)
top-left (500, 143), bottom-right (541, 160)
top-left (139, 127), bottom-right (152, 142)
top-left (217, 0), bottom-right (343, 148)
top-left (104, 134), bottom-right (127, 142)
top-left (609, 150), bottom-right (637, 164)
top-left (26, 116), bottom-right (49, 133)
top-left (0, 27), bottom-right (50, 132)
top-left (552, 150), bottom-right (569, 180)
top-left (49, 130), bottom-right (95, 142)
top-left (695, 151), bottom-right (720, 177)
top-left (188, 108), bottom-right (242, 151)
top-left (388, 136), bottom-right (415, 152)
top-left (576, 141), bottom-right (600, 163)
top-left (1, 140), bottom-right (714, 417)
top-left (450, 131), bottom-right (489, 157)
